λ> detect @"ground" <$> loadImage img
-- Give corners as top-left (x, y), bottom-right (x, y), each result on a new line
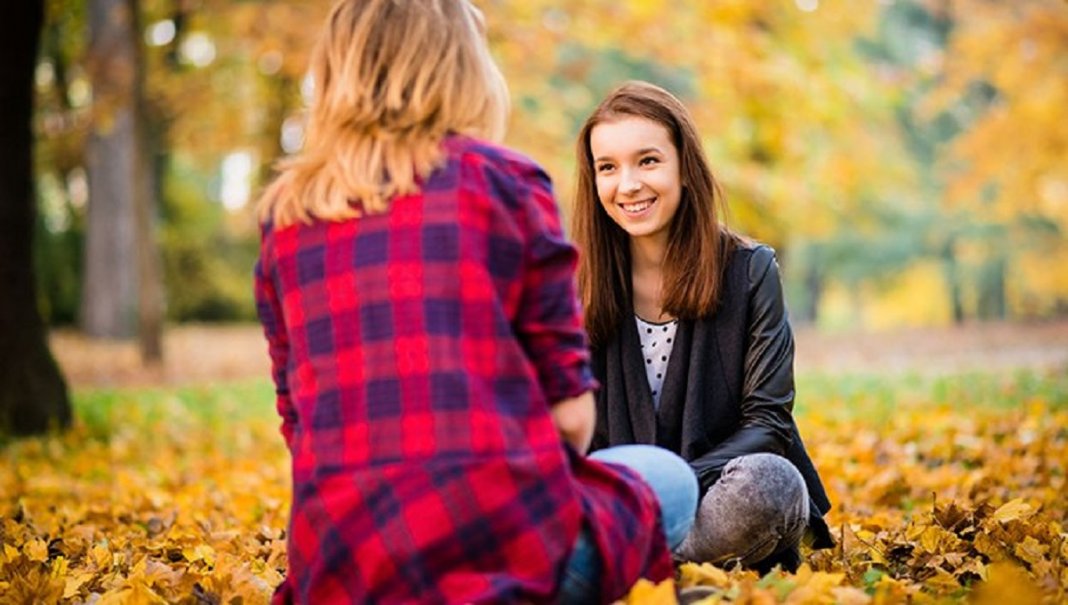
top-left (1, 320), bottom-right (1064, 603)
top-left (48, 319), bottom-right (1068, 388)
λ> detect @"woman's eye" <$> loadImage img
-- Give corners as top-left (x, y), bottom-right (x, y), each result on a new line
top-left (639, 156), bottom-right (659, 166)
top-left (596, 164), bottom-right (615, 173)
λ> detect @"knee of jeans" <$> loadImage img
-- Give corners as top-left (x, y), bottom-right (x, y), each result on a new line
top-left (591, 445), bottom-right (698, 547)
top-left (727, 454), bottom-right (806, 493)
top-left (718, 454), bottom-right (808, 523)
top-left (645, 449), bottom-right (698, 549)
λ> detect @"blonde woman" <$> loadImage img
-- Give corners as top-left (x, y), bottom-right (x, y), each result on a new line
top-left (254, 2), bottom-right (695, 603)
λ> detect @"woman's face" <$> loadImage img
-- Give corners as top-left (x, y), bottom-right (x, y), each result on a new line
top-left (589, 116), bottom-right (683, 246)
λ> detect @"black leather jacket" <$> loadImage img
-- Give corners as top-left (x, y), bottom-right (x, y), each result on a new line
top-left (590, 243), bottom-right (833, 550)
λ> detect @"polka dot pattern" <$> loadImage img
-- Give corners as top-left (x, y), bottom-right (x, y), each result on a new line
top-left (636, 315), bottom-right (678, 410)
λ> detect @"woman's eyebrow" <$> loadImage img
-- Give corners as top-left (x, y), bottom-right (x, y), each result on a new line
top-left (594, 147), bottom-right (663, 163)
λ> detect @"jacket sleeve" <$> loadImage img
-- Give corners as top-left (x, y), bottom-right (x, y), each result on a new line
top-left (689, 246), bottom-right (796, 494)
top-left (254, 236), bottom-right (297, 451)
top-left (589, 348), bottom-right (610, 452)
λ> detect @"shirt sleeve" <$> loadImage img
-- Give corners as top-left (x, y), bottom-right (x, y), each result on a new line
top-left (512, 163), bottom-right (598, 404)
top-left (254, 233), bottom-right (297, 450)
top-left (689, 246), bottom-right (795, 493)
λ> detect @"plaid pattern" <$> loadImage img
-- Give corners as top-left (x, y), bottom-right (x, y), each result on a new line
top-left (255, 136), bottom-right (671, 604)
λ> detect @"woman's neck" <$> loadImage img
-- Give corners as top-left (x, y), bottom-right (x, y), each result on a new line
top-left (629, 233), bottom-right (668, 273)
top-left (629, 234), bottom-right (672, 322)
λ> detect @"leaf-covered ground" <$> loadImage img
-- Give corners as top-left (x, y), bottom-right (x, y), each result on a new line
top-left (2, 370), bottom-right (1066, 604)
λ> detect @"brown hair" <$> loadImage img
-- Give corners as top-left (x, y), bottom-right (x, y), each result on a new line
top-left (572, 81), bottom-right (737, 348)
top-left (258, 0), bottom-right (509, 226)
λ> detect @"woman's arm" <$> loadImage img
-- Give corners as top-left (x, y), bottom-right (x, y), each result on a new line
top-left (254, 241), bottom-right (297, 450)
top-left (505, 157), bottom-right (599, 448)
top-left (689, 246), bottom-right (796, 493)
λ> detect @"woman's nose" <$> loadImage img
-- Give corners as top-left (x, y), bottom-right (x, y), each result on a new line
top-left (620, 172), bottom-right (642, 194)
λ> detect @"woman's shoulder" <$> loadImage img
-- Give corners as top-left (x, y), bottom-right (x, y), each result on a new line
top-left (724, 236), bottom-right (779, 283)
top-left (444, 134), bottom-right (546, 181)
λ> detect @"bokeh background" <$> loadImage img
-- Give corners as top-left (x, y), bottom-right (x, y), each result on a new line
top-left (5, 2), bottom-right (1068, 601)
top-left (34, 0), bottom-right (1068, 348)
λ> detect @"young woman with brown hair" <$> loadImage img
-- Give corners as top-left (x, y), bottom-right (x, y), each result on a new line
top-left (573, 81), bottom-right (834, 572)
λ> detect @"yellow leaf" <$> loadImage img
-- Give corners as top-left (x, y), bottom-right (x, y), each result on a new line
top-left (831, 586), bottom-right (872, 605)
top-left (1013, 536), bottom-right (1048, 566)
top-left (918, 526), bottom-right (957, 554)
top-left (25, 538), bottom-right (48, 563)
top-left (90, 543), bottom-right (111, 569)
top-left (922, 567), bottom-right (959, 593)
top-left (974, 533), bottom-right (1007, 561)
top-left (793, 564), bottom-right (846, 595)
top-left (127, 581), bottom-right (169, 604)
top-left (969, 563), bottom-right (1043, 605)
top-left (50, 555), bottom-right (68, 577)
top-left (3, 543), bottom-right (19, 563)
top-left (871, 575), bottom-right (913, 605)
top-left (678, 561), bottom-right (731, 588)
top-left (955, 558), bottom-right (987, 581)
top-left (183, 543), bottom-right (216, 566)
top-left (624, 578), bottom-right (678, 605)
top-left (63, 572), bottom-right (94, 599)
top-left (868, 546), bottom-right (888, 565)
top-left (991, 499), bottom-right (1034, 524)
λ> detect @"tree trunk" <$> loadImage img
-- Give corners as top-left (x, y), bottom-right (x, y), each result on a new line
top-left (978, 253), bottom-right (1007, 321)
top-left (784, 242), bottom-right (821, 326)
top-left (83, 0), bottom-right (163, 365)
top-left (942, 239), bottom-right (965, 324)
top-left (0, 0), bottom-right (73, 436)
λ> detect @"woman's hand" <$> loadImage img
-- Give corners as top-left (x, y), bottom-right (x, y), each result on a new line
top-left (551, 391), bottom-right (596, 454)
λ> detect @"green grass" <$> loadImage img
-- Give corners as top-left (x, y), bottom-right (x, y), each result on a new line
top-left (72, 379), bottom-right (277, 442)
top-left (795, 367), bottom-right (1068, 424)
top-left (7, 367), bottom-right (1064, 446)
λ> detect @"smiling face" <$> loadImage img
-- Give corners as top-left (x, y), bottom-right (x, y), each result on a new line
top-left (589, 116), bottom-right (683, 248)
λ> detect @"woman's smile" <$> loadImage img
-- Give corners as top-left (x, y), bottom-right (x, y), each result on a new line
top-left (619, 196), bottom-right (657, 215)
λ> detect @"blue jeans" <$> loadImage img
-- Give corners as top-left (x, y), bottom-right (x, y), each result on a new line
top-left (558, 445), bottom-right (698, 604)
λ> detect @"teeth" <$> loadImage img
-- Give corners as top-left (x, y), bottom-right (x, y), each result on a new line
top-left (621, 199), bottom-right (654, 213)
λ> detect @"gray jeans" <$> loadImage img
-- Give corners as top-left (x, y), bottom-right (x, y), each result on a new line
top-left (675, 453), bottom-right (809, 568)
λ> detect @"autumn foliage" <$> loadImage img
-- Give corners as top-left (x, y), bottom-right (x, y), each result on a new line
top-left (627, 379), bottom-right (1068, 604)
top-left (1, 369), bottom-right (1064, 603)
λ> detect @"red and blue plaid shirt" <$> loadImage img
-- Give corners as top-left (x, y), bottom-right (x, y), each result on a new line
top-left (255, 136), bottom-right (671, 604)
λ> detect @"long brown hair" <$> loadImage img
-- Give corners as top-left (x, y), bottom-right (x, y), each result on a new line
top-left (573, 81), bottom-right (737, 348)
top-left (258, 0), bottom-right (509, 227)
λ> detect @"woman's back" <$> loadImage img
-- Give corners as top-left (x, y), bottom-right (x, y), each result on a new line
top-left (257, 136), bottom-right (671, 603)
top-left (262, 137), bottom-right (575, 470)
top-left (259, 136), bottom-right (582, 602)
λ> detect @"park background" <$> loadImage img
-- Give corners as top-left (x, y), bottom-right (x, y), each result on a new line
top-left (2, 0), bottom-right (1067, 603)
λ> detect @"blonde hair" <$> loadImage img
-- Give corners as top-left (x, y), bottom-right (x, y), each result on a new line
top-left (259, 0), bottom-right (510, 226)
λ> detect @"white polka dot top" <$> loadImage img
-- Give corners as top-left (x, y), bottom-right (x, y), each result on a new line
top-left (636, 315), bottom-right (679, 410)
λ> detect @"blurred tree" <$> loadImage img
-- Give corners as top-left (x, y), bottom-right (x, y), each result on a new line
top-left (840, 0), bottom-right (1068, 323)
top-left (486, 1), bottom-right (908, 325)
top-left (83, 0), bottom-right (164, 362)
top-left (26, 0), bottom-right (1068, 333)
top-left (35, 0), bottom-right (90, 327)
top-left (1, 0), bottom-right (72, 436)
top-left (927, 0), bottom-right (1068, 318)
